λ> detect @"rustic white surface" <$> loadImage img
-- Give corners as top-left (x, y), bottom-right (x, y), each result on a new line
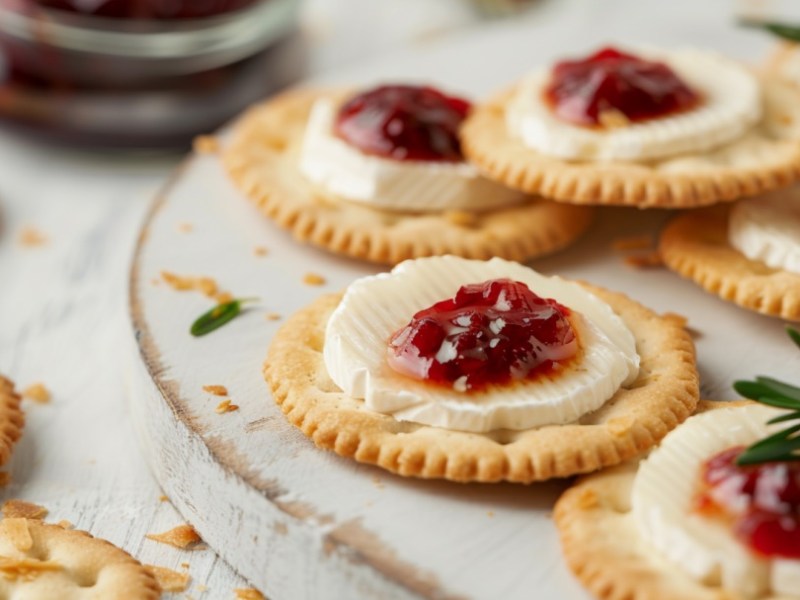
top-left (130, 4), bottom-right (800, 600)
top-left (0, 1), bottom-right (793, 599)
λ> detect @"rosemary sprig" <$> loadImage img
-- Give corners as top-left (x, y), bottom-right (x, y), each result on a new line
top-left (740, 19), bottom-right (800, 42)
top-left (733, 326), bottom-right (800, 466)
top-left (190, 297), bottom-right (258, 337)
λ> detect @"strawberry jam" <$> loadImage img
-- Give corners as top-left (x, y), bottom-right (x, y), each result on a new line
top-left (697, 446), bottom-right (800, 558)
top-left (333, 85), bottom-right (471, 162)
top-left (544, 47), bottom-right (700, 127)
top-left (387, 279), bottom-right (578, 391)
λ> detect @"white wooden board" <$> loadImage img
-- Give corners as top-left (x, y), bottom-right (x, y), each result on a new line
top-left (127, 4), bottom-right (798, 599)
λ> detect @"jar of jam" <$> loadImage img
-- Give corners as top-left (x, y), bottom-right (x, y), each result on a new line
top-left (0, 0), bottom-right (305, 148)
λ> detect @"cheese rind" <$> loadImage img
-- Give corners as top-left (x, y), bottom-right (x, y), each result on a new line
top-left (729, 189), bottom-right (800, 275)
top-left (631, 405), bottom-right (800, 599)
top-left (323, 256), bottom-right (639, 433)
top-left (299, 98), bottom-right (524, 212)
top-left (506, 49), bottom-right (762, 161)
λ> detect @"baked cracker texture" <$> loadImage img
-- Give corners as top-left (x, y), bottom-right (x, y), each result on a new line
top-left (0, 376), bottom-right (24, 467)
top-left (265, 285), bottom-right (698, 483)
top-left (659, 205), bottom-right (800, 321)
top-left (222, 88), bottom-right (594, 265)
top-left (0, 518), bottom-right (160, 599)
top-left (461, 76), bottom-right (800, 208)
top-left (554, 401), bottom-right (780, 600)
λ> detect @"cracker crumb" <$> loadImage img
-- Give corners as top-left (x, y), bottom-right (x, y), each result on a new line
top-left (22, 383), bottom-right (50, 404)
top-left (253, 246), bottom-right (269, 257)
top-left (160, 271), bottom-right (233, 304)
top-left (0, 472), bottom-right (11, 487)
top-left (159, 495), bottom-right (169, 502)
top-left (264, 312), bottom-right (281, 321)
top-left (0, 556), bottom-right (62, 581)
top-left (146, 565), bottom-right (190, 592)
top-left (178, 223), bottom-right (194, 234)
top-left (1, 518), bottom-right (32, 551)
top-left (576, 488), bottom-right (599, 510)
top-left (216, 292), bottom-right (234, 305)
top-left (303, 273), bottom-right (326, 286)
top-left (444, 210), bottom-right (478, 227)
top-left (610, 234), bottom-right (654, 252)
top-left (486, 511), bottom-right (495, 518)
top-left (235, 589), bottom-right (266, 600)
top-left (146, 524), bottom-right (202, 549)
top-left (623, 251), bottom-right (664, 269)
top-left (2, 500), bottom-right (48, 520)
top-left (196, 583), bottom-right (208, 592)
top-left (181, 562), bottom-right (190, 569)
top-left (598, 108), bottom-right (630, 128)
top-left (215, 399), bottom-right (239, 414)
top-left (57, 520), bottom-right (73, 529)
top-left (18, 227), bottom-right (47, 248)
top-left (202, 385), bottom-right (228, 397)
top-left (193, 135), bottom-right (220, 154)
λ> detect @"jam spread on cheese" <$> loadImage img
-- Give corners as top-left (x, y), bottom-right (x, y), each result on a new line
top-left (334, 85), bottom-right (471, 162)
top-left (387, 279), bottom-right (578, 391)
top-left (697, 446), bottom-right (800, 558)
top-left (544, 47), bottom-right (701, 127)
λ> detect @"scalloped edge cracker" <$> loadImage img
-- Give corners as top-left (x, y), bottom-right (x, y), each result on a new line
top-left (265, 284), bottom-right (698, 483)
top-left (659, 205), bottom-right (800, 321)
top-left (222, 88), bottom-right (594, 265)
top-left (461, 75), bottom-right (800, 208)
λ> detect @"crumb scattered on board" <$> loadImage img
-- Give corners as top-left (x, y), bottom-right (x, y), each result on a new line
top-left (180, 562), bottom-right (190, 569)
top-left (202, 385), bottom-right (228, 397)
top-left (235, 589), bottom-right (266, 600)
top-left (193, 135), bottom-right (220, 154)
top-left (253, 246), bottom-right (269, 257)
top-left (160, 271), bottom-right (232, 304)
top-left (146, 565), bottom-right (190, 592)
top-left (146, 524), bottom-right (202, 549)
top-left (265, 313), bottom-right (281, 321)
top-left (303, 273), bottom-right (326, 286)
top-left (215, 399), bottom-right (239, 414)
top-left (2, 500), bottom-right (48, 520)
top-left (159, 495), bottom-right (169, 502)
top-left (22, 383), bottom-right (50, 404)
top-left (177, 223), bottom-right (194, 233)
top-left (17, 227), bottom-right (47, 248)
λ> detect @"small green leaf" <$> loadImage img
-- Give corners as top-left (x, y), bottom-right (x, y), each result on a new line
top-left (190, 297), bottom-right (258, 337)
top-left (787, 326), bottom-right (800, 350)
top-left (741, 20), bottom-right (800, 42)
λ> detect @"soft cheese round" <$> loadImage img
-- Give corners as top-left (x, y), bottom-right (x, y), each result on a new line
top-left (631, 405), bottom-right (798, 599)
top-left (729, 188), bottom-right (800, 275)
top-left (506, 48), bottom-right (762, 162)
top-left (299, 97), bottom-right (524, 212)
top-left (323, 256), bottom-right (639, 433)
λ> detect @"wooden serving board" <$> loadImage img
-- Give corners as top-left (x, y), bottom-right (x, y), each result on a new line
top-left (127, 6), bottom-right (796, 599)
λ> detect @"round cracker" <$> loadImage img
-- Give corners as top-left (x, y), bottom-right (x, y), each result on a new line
top-left (222, 88), bottom-right (594, 265)
top-left (659, 204), bottom-right (800, 320)
top-left (265, 285), bottom-right (698, 483)
top-left (0, 518), bottom-right (160, 599)
top-left (553, 400), bottom-right (779, 600)
top-left (461, 75), bottom-right (800, 208)
top-left (0, 377), bottom-right (24, 467)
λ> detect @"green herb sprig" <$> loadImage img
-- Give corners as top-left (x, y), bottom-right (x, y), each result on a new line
top-left (741, 20), bottom-right (800, 43)
top-left (190, 297), bottom-right (258, 337)
top-left (733, 327), bottom-right (800, 466)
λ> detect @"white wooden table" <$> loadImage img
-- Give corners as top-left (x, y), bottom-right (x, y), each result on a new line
top-left (0, 1), bottom-right (784, 598)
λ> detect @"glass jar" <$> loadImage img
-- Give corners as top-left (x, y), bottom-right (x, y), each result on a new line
top-left (0, 0), bottom-right (305, 148)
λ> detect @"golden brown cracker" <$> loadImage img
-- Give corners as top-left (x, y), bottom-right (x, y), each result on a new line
top-left (0, 518), bottom-right (159, 598)
top-left (222, 88), bottom-right (594, 265)
top-left (461, 76), bottom-right (800, 208)
top-left (265, 285), bottom-right (698, 483)
top-left (659, 205), bottom-right (800, 320)
top-left (553, 401), bottom-right (778, 600)
top-left (0, 377), bottom-right (24, 467)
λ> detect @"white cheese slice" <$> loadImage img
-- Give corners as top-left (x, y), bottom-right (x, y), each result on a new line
top-left (323, 256), bottom-right (639, 433)
top-left (299, 97), bottom-right (524, 212)
top-left (506, 48), bottom-right (762, 161)
top-left (631, 405), bottom-right (800, 599)
top-left (729, 188), bottom-right (800, 275)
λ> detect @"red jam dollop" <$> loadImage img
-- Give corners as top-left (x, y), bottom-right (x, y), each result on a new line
top-left (544, 46), bottom-right (701, 127)
top-left (697, 446), bottom-right (800, 559)
top-left (333, 85), bottom-right (472, 162)
top-left (387, 279), bottom-right (578, 391)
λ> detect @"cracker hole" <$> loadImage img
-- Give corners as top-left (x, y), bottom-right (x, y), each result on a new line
top-left (486, 430), bottom-right (519, 445)
top-left (74, 567), bottom-right (99, 588)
